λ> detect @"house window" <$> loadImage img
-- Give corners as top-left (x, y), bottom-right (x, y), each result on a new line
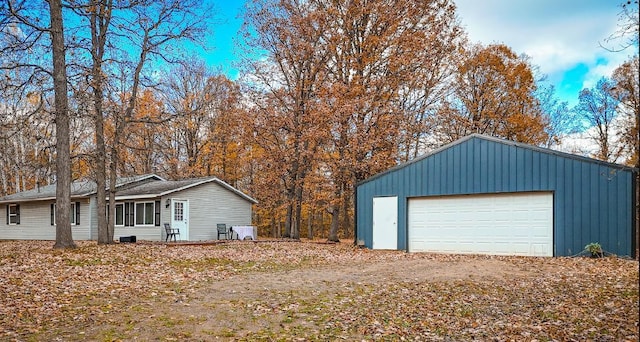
top-left (135, 202), bottom-right (155, 225)
top-left (115, 204), bottom-right (124, 226)
top-left (50, 202), bottom-right (80, 226)
top-left (7, 204), bottom-right (20, 225)
top-left (112, 202), bottom-right (134, 226)
top-left (174, 202), bottom-right (184, 221)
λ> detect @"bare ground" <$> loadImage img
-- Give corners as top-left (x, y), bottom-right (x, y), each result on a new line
top-left (1, 240), bottom-right (637, 341)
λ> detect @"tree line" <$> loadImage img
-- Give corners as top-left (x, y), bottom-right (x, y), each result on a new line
top-left (1, 0), bottom-right (638, 247)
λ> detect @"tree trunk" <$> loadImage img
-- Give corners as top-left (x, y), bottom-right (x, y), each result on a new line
top-left (307, 205), bottom-right (313, 240)
top-left (328, 205), bottom-right (340, 242)
top-left (284, 200), bottom-right (292, 238)
top-left (292, 185), bottom-right (303, 240)
top-left (49, 0), bottom-right (76, 249)
top-left (90, 0), bottom-right (114, 245)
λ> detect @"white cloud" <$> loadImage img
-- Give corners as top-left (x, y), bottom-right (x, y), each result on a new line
top-left (454, 0), bottom-right (627, 103)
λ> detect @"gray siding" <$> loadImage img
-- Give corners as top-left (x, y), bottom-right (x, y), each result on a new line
top-left (356, 136), bottom-right (635, 257)
top-left (163, 182), bottom-right (253, 241)
top-left (1, 199), bottom-right (92, 240)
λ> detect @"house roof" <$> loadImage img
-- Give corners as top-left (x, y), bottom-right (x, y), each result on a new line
top-left (358, 133), bottom-right (637, 186)
top-left (0, 181), bottom-right (97, 203)
top-left (0, 174), bottom-right (257, 205)
top-left (113, 177), bottom-right (258, 204)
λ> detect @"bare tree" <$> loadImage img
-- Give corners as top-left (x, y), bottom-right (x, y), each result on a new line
top-left (602, 0), bottom-right (639, 51)
top-left (611, 55), bottom-right (639, 257)
top-left (576, 77), bottom-right (623, 162)
top-left (3, 0), bottom-right (76, 248)
top-left (104, 0), bottom-right (209, 240)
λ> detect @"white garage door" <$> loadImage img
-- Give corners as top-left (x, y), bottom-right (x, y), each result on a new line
top-left (408, 192), bottom-right (553, 256)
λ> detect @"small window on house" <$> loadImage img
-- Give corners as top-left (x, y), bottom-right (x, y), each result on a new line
top-left (135, 202), bottom-right (155, 225)
top-left (115, 203), bottom-right (124, 226)
top-left (7, 204), bottom-right (20, 225)
top-left (51, 202), bottom-right (80, 225)
top-left (174, 201), bottom-right (184, 221)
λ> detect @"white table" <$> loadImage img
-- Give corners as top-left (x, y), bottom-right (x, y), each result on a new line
top-left (231, 226), bottom-right (255, 240)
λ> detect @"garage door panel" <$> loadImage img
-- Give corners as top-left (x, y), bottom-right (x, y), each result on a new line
top-left (408, 192), bottom-right (553, 257)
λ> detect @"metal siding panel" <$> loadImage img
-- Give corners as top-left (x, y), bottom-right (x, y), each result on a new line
top-left (445, 148), bottom-right (452, 193)
top-left (417, 159), bottom-right (425, 194)
top-left (453, 145), bottom-right (461, 194)
top-left (398, 197), bottom-right (406, 251)
top-left (516, 148), bottom-right (525, 191)
top-left (494, 143), bottom-right (504, 192)
top-left (473, 140), bottom-right (481, 192)
top-left (570, 160), bottom-right (582, 255)
top-left (508, 148), bottom-right (516, 191)
top-left (540, 153), bottom-right (550, 189)
top-left (532, 150), bottom-right (540, 189)
top-left (555, 156), bottom-right (567, 255)
top-left (411, 161), bottom-right (418, 195)
top-left (591, 165), bottom-right (602, 249)
top-left (615, 171), bottom-right (632, 255)
top-left (479, 140), bottom-right (488, 193)
top-left (459, 142), bottom-right (467, 192)
top-left (427, 156), bottom-right (434, 195)
top-left (604, 168), bottom-right (617, 252)
top-left (522, 149), bottom-right (530, 190)
top-left (487, 143), bottom-right (495, 192)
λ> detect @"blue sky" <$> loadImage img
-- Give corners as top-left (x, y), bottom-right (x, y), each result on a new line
top-left (202, 0), bottom-right (633, 106)
top-left (200, 1), bottom-right (245, 79)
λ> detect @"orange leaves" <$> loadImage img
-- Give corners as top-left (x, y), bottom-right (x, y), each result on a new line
top-left (0, 240), bottom-right (638, 340)
top-left (443, 43), bottom-right (550, 145)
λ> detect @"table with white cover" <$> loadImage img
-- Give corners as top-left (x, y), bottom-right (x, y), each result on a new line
top-left (231, 226), bottom-right (255, 240)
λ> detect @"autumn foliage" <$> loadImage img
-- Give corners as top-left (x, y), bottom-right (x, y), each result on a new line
top-left (1, 0), bottom-right (637, 241)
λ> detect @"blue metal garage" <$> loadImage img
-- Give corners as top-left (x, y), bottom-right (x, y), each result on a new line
top-left (356, 134), bottom-right (636, 257)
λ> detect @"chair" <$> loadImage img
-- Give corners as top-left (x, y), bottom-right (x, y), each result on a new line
top-left (164, 223), bottom-right (180, 242)
top-left (217, 223), bottom-right (230, 240)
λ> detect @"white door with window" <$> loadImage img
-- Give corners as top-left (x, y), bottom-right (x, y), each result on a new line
top-left (171, 200), bottom-right (189, 241)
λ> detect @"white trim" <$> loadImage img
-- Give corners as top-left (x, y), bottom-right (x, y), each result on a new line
top-left (134, 201), bottom-right (157, 226)
top-left (114, 203), bottom-right (125, 227)
top-left (51, 202), bottom-right (79, 226)
top-left (8, 204), bottom-right (19, 225)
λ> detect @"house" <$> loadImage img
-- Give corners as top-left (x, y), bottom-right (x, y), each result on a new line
top-left (0, 174), bottom-right (257, 241)
top-left (356, 134), bottom-right (636, 257)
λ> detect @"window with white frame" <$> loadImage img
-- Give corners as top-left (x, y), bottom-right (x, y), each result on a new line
top-left (112, 202), bottom-right (135, 227)
top-left (135, 202), bottom-right (155, 225)
top-left (7, 204), bottom-right (20, 225)
top-left (115, 203), bottom-right (124, 226)
top-left (51, 202), bottom-right (80, 226)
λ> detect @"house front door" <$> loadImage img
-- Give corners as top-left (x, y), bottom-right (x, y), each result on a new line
top-left (171, 200), bottom-right (189, 241)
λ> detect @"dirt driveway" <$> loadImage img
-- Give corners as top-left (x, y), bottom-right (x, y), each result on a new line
top-left (1, 240), bottom-right (637, 341)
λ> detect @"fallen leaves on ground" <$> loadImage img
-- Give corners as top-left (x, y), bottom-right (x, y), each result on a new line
top-left (0, 240), bottom-right (637, 341)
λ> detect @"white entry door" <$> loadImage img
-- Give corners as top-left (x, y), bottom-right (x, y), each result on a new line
top-left (372, 196), bottom-right (398, 250)
top-left (171, 200), bottom-right (189, 241)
